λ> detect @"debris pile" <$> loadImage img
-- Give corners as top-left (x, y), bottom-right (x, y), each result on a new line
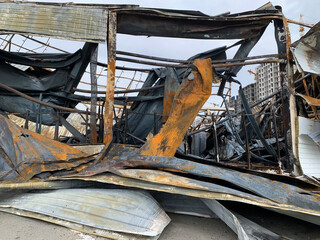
top-left (0, 1), bottom-right (319, 239)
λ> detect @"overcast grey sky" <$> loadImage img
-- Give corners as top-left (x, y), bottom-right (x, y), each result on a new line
top-left (31, 0), bottom-right (319, 96)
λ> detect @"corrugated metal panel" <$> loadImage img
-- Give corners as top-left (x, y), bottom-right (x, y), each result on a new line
top-left (0, 3), bottom-right (107, 43)
top-left (0, 189), bottom-right (170, 239)
top-left (62, 172), bottom-right (320, 226)
top-left (297, 116), bottom-right (320, 178)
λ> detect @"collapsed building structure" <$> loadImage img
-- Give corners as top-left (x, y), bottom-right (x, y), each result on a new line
top-left (0, 1), bottom-right (319, 239)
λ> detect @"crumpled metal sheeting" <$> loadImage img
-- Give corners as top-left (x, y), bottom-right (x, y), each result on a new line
top-left (0, 115), bottom-right (93, 182)
top-left (60, 171), bottom-right (320, 226)
top-left (291, 21), bottom-right (320, 75)
top-left (0, 189), bottom-right (170, 238)
top-left (203, 199), bottom-right (288, 240)
top-left (116, 4), bottom-right (282, 39)
top-left (113, 169), bottom-right (272, 204)
top-left (97, 154), bottom-right (320, 212)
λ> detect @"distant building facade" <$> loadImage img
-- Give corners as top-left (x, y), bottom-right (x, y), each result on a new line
top-left (256, 62), bottom-right (282, 100)
top-left (230, 61), bottom-right (282, 113)
top-left (242, 83), bottom-right (257, 103)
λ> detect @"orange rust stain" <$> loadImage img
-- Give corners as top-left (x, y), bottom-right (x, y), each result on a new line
top-left (139, 58), bottom-right (213, 157)
top-left (1, 115), bottom-right (89, 182)
top-left (179, 164), bottom-right (196, 171)
top-left (162, 90), bottom-right (177, 122)
top-left (313, 195), bottom-right (320, 203)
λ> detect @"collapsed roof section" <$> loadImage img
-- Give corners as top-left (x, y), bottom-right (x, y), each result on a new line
top-left (0, 1), bottom-right (283, 43)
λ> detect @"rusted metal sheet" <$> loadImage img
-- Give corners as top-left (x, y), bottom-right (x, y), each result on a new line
top-left (99, 154), bottom-right (320, 211)
top-left (0, 189), bottom-right (170, 239)
top-left (103, 11), bottom-right (117, 145)
top-left (296, 93), bottom-right (320, 107)
top-left (60, 170), bottom-right (320, 226)
top-left (139, 58), bottom-right (212, 157)
top-left (0, 114), bottom-right (93, 183)
top-left (0, 2), bottom-right (108, 43)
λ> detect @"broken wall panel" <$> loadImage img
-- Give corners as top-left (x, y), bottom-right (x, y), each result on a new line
top-left (0, 115), bottom-right (92, 182)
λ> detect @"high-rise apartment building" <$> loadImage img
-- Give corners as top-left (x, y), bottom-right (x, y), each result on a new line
top-left (256, 62), bottom-right (282, 100)
top-left (230, 61), bottom-right (282, 113)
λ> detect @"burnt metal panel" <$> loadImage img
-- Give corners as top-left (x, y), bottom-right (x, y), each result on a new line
top-left (0, 2), bottom-right (107, 43)
top-left (116, 8), bottom-right (281, 39)
top-left (0, 115), bottom-right (92, 182)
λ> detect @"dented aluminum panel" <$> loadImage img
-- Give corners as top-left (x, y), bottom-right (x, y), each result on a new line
top-left (0, 189), bottom-right (170, 239)
top-left (291, 22), bottom-right (320, 74)
top-left (0, 2), bottom-right (107, 43)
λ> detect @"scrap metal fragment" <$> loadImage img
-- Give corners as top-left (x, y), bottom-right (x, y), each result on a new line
top-left (203, 199), bottom-right (289, 240)
top-left (0, 114), bottom-right (93, 182)
top-left (139, 58), bottom-right (212, 157)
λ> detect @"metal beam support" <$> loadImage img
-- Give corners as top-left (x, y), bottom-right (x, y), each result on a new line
top-left (103, 11), bottom-right (117, 145)
top-left (90, 44), bottom-right (98, 144)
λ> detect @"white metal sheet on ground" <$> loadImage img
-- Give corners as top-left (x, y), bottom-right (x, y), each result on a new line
top-left (297, 117), bottom-right (320, 177)
top-left (0, 189), bottom-right (170, 238)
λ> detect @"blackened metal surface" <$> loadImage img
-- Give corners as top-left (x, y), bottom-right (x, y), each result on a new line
top-left (0, 49), bottom-right (82, 69)
top-left (239, 87), bottom-right (277, 158)
top-left (116, 7), bottom-right (281, 39)
top-left (0, 43), bottom-right (97, 125)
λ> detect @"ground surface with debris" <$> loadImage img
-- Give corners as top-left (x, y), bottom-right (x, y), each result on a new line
top-left (1, 211), bottom-right (320, 240)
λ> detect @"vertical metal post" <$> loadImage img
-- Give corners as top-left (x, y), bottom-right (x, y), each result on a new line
top-left (24, 110), bottom-right (30, 129)
top-left (85, 108), bottom-right (89, 144)
top-left (90, 45), bottom-right (98, 144)
top-left (123, 100), bottom-right (128, 144)
top-left (99, 101), bottom-right (105, 143)
top-left (112, 106), bottom-right (121, 143)
top-left (242, 112), bottom-right (251, 169)
top-left (272, 111), bottom-right (283, 174)
top-left (103, 11), bottom-right (117, 145)
top-left (36, 93), bottom-right (43, 134)
top-left (54, 112), bottom-right (60, 141)
top-left (212, 112), bottom-right (219, 163)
